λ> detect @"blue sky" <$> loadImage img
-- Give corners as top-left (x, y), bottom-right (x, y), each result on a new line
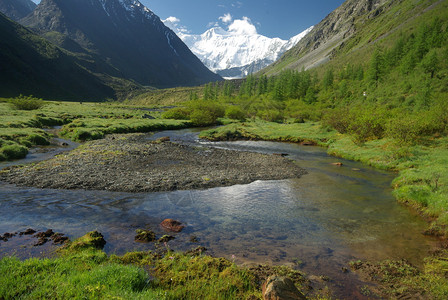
top-left (31, 0), bottom-right (345, 39)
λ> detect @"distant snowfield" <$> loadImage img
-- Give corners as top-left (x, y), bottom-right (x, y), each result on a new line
top-left (164, 16), bottom-right (313, 78)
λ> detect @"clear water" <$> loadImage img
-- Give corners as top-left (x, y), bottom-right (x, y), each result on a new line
top-left (0, 129), bottom-right (437, 298)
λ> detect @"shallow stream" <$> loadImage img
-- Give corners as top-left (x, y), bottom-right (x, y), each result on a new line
top-left (0, 128), bottom-right (438, 298)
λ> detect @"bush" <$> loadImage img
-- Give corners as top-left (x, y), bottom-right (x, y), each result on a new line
top-left (188, 101), bottom-right (225, 126)
top-left (8, 95), bottom-right (45, 110)
top-left (162, 107), bottom-right (190, 120)
top-left (347, 108), bottom-right (386, 144)
top-left (225, 106), bottom-right (246, 121)
top-left (189, 110), bottom-right (218, 126)
top-left (386, 111), bottom-right (445, 145)
top-left (322, 108), bottom-right (350, 134)
top-left (257, 109), bottom-right (284, 123)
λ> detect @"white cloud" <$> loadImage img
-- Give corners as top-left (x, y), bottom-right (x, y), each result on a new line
top-left (219, 13), bottom-right (233, 24)
top-left (163, 14), bottom-right (258, 39)
top-left (207, 21), bottom-right (220, 28)
top-left (227, 17), bottom-right (257, 35)
top-left (231, 1), bottom-right (243, 8)
top-left (162, 16), bottom-right (190, 35)
top-left (164, 16), bottom-right (180, 24)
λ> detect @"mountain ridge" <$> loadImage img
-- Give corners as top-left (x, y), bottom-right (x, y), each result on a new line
top-left (0, 12), bottom-right (124, 101)
top-left (0, 0), bottom-right (36, 21)
top-left (260, 0), bottom-right (391, 75)
top-left (22, 0), bottom-right (221, 88)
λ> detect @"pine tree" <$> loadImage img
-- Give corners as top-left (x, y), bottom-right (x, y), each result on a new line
top-left (323, 69), bottom-right (334, 89)
top-left (421, 49), bottom-right (439, 78)
top-left (367, 47), bottom-right (384, 86)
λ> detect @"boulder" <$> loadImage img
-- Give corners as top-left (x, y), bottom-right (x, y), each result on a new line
top-left (262, 276), bottom-right (306, 300)
top-left (160, 219), bottom-right (185, 232)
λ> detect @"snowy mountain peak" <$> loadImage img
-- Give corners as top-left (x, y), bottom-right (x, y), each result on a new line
top-left (165, 16), bottom-right (313, 78)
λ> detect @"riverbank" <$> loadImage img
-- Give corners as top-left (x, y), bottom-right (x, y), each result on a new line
top-left (0, 133), bottom-right (306, 192)
top-left (1, 230), bottom-right (333, 299)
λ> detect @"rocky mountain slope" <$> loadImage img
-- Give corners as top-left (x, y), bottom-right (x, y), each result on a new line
top-left (21, 0), bottom-right (221, 88)
top-left (261, 0), bottom-right (391, 75)
top-left (0, 0), bottom-right (36, 21)
top-left (0, 12), bottom-right (120, 101)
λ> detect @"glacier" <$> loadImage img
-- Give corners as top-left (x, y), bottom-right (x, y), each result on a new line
top-left (164, 17), bottom-right (313, 78)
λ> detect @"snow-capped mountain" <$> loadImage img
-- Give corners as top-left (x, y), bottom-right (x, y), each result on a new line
top-left (165, 17), bottom-right (313, 78)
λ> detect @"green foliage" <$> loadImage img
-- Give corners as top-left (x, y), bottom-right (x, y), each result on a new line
top-left (161, 107), bottom-right (190, 120)
top-left (367, 47), bottom-right (385, 85)
top-left (8, 95), bottom-right (45, 110)
top-left (420, 49), bottom-right (440, 78)
top-left (322, 69), bottom-right (334, 89)
top-left (225, 105), bottom-right (247, 121)
top-left (187, 100), bottom-right (225, 126)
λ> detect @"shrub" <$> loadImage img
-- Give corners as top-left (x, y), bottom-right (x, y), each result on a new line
top-left (322, 108), bottom-right (350, 134)
top-left (347, 108), bottom-right (386, 144)
top-left (225, 106), bottom-right (246, 121)
top-left (257, 109), bottom-right (284, 123)
top-left (189, 110), bottom-right (218, 126)
top-left (162, 107), bottom-right (190, 120)
top-left (188, 101), bottom-right (225, 126)
top-left (8, 95), bottom-right (45, 110)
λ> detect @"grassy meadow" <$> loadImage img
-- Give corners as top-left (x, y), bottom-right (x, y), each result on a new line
top-left (0, 97), bottom-right (191, 161)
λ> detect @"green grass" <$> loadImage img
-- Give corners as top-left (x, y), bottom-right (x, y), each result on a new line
top-left (0, 231), bottom-right (317, 300)
top-left (200, 120), bottom-right (337, 146)
top-left (59, 118), bottom-right (191, 141)
top-left (350, 249), bottom-right (448, 298)
top-left (0, 101), bottom-right (192, 159)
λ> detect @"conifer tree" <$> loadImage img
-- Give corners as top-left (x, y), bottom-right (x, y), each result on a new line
top-left (421, 49), bottom-right (439, 78)
top-left (367, 47), bottom-right (384, 86)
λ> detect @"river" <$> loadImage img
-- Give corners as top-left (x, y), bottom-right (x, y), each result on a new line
top-left (0, 128), bottom-right (438, 298)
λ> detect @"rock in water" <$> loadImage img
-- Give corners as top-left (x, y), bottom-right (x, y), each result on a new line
top-left (160, 219), bottom-right (185, 232)
top-left (134, 229), bottom-right (156, 243)
top-left (262, 276), bottom-right (306, 300)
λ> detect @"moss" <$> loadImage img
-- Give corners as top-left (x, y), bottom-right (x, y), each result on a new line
top-left (64, 231), bottom-right (106, 252)
top-left (0, 144), bottom-right (28, 159)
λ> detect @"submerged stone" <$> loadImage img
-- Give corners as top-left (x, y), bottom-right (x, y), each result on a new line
top-left (160, 219), bottom-right (184, 233)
